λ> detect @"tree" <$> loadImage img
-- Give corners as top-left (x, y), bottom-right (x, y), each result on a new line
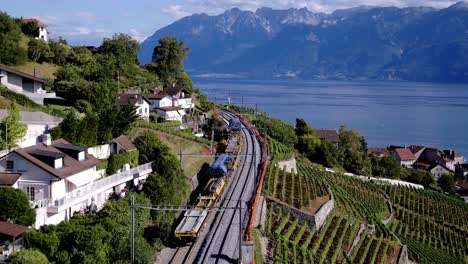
top-left (0, 187), bottom-right (36, 226)
top-left (151, 37), bottom-right (189, 87)
top-left (295, 118), bottom-right (309, 137)
top-left (175, 70), bottom-right (193, 91)
top-left (313, 140), bottom-right (342, 168)
top-left (99, 33), bottom-right (139, 68)
top-left (402, 169), bottom-right (434, 188)
top-left (0, 12), bottom-right (27, 65)
top-left (339, 126), bottom-right (363, 152)
top-left (134, 131), bottom-right (190, 222)
top-left (28, 39), bottom-right (52, 63)
top-left (0, 102), bottom-right (27, 150)
top-left (378, 156), bottom-right (401, 178)
top-left (20, 20), bottom-right (39, 37)
top-left (438, 174), bottom-right (455, 192)
top-left (9, 249), bottom-right (49, 264)
top-left (23, 229), bottom-right (60, 260)
top-left (48, 39), bottom-right (69, 65)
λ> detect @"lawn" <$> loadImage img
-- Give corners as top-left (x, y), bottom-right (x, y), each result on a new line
top-left (11, 61), bottom-right (58, 80)
top-left (131, 127), bottom-right (214, 179)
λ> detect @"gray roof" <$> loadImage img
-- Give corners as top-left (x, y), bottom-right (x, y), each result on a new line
top-left (0, 110), bottom-right (62, 125)
top-left (0, 64), bottom-right (47, 83)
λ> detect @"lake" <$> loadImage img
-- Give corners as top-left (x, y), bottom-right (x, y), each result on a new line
top-left (194, 79), bottom-right (468, 158)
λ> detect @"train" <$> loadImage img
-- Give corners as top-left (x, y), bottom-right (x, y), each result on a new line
top-left (228, 117), bottom-right (242, 132)
top-left (174, 154), bottom-right (233, 242)
top-left (174, 116), bottom-right (244, 243)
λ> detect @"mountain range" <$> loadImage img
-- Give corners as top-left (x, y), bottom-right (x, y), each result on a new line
top-left (139, 2), bottom-right (468, 82)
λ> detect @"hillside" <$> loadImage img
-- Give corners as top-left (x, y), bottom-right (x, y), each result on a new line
top-left (260, 157), bottom-right (468, 263)
top-left (139, 2), bottom-right (468, 83)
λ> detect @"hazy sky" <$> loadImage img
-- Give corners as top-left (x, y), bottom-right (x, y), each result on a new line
top-left (1, 0), bottom-right (462, 46)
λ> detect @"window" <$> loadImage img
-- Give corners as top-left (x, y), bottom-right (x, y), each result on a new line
top-left (26, 186), bottom-right (35, 201)
top-left (6, 160), bottom-right (14, 170)
top-left (145, 108), bottom-right (148, 113)
top-left (139, 109), bottom-right (142, 114)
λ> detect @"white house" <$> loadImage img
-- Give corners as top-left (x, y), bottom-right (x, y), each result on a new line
top-left (0, 137), bottom-right (152, 228)
top-left (0, 65), bottom-right (57, 105)
top-left (117, 94), bottom-right (151, 121)
top-left (147, 87), bottom-right (194, 121)
top-left (0, 110), bottom-right (62, 149)
top-left (21, 19), bottom-right (48, 42)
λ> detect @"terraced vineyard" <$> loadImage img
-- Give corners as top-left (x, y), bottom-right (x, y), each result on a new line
top-left (265, 205), bottom-right (401, 263)
top-left (268, 136), bottom-right (295, 161)
top-left (266, 158), bottom-right (389, 220)
top-left (384, 185), bottom-right (468, 263)
top-left (262, 158), bottom-right (468, 263)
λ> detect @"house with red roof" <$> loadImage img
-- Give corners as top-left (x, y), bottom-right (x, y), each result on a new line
top-left (392, 148), bottom-right (417, 168)
top-left (0, 135), bottom-right (152, 228)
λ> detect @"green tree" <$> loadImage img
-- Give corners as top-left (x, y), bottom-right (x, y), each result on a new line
top-left (28, 39), bottom-right (52, 63)
top-left (402, 169), bottom-right (434, 187)
top-left (48, 39), bottom-right (69, 65)
top-left (23, 229), bottom-right (60, 260)
top-left (378, 156), bottom-right (401, 178)
top-left (175, 70), bottom-right (193, 91)
top-left (0, 187), bottom-right (35, 226)
top-left (295, 118), bottom-right (309, 137)
top-left (151, 37), bottom-right (189, 87)
top-left (314, 140), bottom-right (342, 168)
top-left (134, 131), bottom-right (190, 223)
top-left (438, 174), bottom-right (455, 192)
top-left (0, 12), bottom-right (27, 65)
top-left (339, 126), bottom-right (363, 152)
top-left (0, 102), bottom-right (27, 149)
top-left (20, 20), bottom-right (39, 37)
top-left (99, 33), bottom-right (139, 67)
top-left (9, 249), bottom-right (49, 264)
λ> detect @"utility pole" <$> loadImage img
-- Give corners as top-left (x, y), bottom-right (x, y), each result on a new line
top-left (210, 125), bottom-right (215, 155)
top-left (131, 195), bottom-right (135, 263)
top-left (179, 144), bottom-right (183, 162)
top-left (238, 202), bottom-right (243, 264)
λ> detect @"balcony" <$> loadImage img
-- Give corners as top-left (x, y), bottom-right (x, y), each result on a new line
top-left (41, 162), bottom-right (152, 213)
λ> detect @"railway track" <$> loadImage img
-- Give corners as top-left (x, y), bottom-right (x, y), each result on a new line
top-left (193, 109), bottom-right (261, 264)
top-left (162, 108), bottom-right (261, 264)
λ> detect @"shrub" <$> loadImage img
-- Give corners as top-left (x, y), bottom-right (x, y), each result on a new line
top-left (10, 249), bottom-right (49, 264)
top-left (106, 150), bottom-right (139, 175)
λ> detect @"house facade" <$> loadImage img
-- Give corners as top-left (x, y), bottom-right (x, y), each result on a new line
top-left (146, 87), bottom-right (194, 122)
top-left (0, 65), bottom-right (57, 105)
top-left (0, 110), bottom-right (62, 149)
top-left (117, 94), bottom-right (151, 121)
top-left (392, 148), bottom-right (417, 168)
top-left (430, 164), bottom-right (450, 180)
top-left (0, 137), bottom-right (152, 228)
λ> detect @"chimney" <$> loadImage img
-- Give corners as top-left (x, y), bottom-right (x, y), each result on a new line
top-left (42, 134), bottom-right (51, 146)
top-left (34, 67), bottom-right (41, 78)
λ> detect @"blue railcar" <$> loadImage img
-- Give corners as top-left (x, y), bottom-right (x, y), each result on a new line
top-left (207, 154), bottom-right (233, 177)
top-left (229, 118), bottom-right (242, 131)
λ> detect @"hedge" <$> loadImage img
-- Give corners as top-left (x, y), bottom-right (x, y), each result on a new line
top-left (96, 159), bottom-right (108, 171)
top-left (106, 150), bottom-right (139, 175)
top-left (0, 85), bottom-right (66, 118)
top-left (133, 121), bottom-right (210, 145)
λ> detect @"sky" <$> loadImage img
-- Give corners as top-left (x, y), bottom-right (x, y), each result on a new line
top-left (1, 0), bottom-right (462, 46)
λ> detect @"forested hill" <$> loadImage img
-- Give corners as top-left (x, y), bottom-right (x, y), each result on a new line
top-left (139, 2), bottom-right (468, 83)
